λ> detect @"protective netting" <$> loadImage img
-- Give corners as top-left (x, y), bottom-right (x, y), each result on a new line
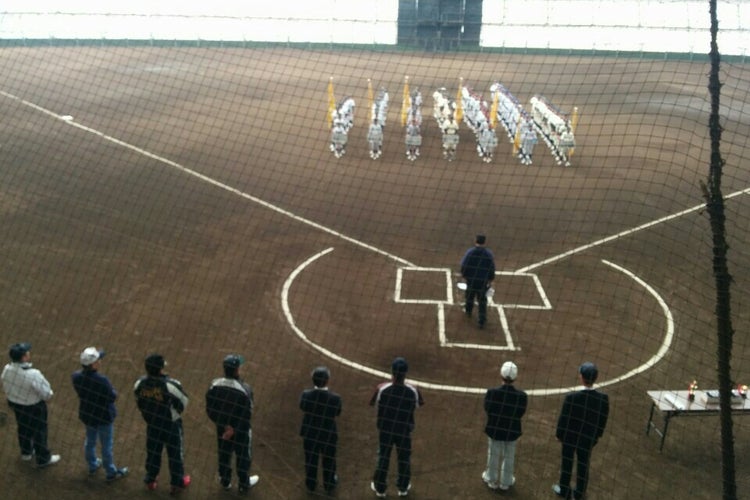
top-left (1, 8), bottom-right (749, 500)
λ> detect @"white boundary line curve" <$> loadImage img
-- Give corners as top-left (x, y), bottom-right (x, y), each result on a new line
top-left (1, 90), bottom-right (730, 395)
top-left (283, 247), bottom-right (675, 395)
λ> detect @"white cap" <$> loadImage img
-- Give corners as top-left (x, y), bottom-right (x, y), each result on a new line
top-left (500, 361), bottom-right (518, 381)
top-left (80, 347), bottom-right (104, 366)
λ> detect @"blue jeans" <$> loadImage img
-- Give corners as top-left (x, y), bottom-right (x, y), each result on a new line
top-left (85, 423), bottom-right (116, 475)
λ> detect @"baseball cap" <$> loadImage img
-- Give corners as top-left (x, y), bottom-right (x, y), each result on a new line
top-left (500, 361), bottom-right (518, 381)
top-left (475, 234), bottom-right (487, 245)
top-left (579, 362), bottom-right (599, 383)
top-left (223, 354), bottom-right (245, 370)
top-left (9, 342), bottom-right (31, 362)
top-left (145, 353), bottom-right (166, 374)
top-left (80, 347), bottom-right (105, 366)
top-left (391, 357), bottom-right (409, 375)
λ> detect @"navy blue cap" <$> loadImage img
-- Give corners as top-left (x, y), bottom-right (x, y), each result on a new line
top-left (9, 342), bottom-right (31, 362)
top-left (392, 357), bottom-right (409, 375)
top-left (223, 354), bottom-right (245, 370)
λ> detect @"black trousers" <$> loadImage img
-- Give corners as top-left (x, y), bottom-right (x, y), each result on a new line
top-left (465, 281), bottom-right (489, 324)
top-left (216, 426), bottom-right (252, 486)
top-left (372, 432), bottom-right (411, 493)
top-left (303, 435), bottom-right (337, 491)
top-left (9, 401), bottom-right (51, 464)
top-left (558, 443), bottom-right (593, 500)
top-left (145, 420), bottom-right (185, 487)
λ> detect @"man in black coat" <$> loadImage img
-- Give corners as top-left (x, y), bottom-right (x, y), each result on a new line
top-left (370, 357), bottom-right (424, 498)
top-left (482, 361), bottom-right (527, 491)
top-left (460, 234), bottom-right (496, 328)
top-left (205, 354), bottom-right (259, 493)
top-left (299, 366), bottom-right (342, 493)
top-left (553, 362), bottom-right (609, 500)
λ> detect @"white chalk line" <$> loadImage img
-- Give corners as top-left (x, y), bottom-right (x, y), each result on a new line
top-left (0, 90), bottom-right (413, 268)
top-left (516, 191), bottom-right (750, 274)
top-left (286, 246), bottom-right (675, 394)
top-left (282, 248), bottom-right (476, 393)
top-left (1, 89), bottom-right (734, 394)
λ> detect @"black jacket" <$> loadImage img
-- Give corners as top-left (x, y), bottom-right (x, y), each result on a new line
top-left (484, 384), bottom-right (527, 441)
top-left (205, 377), bottom-right (253, 431)
top-left (556, 388), bottom-right (609, 449)
top-left (370, 381), bottom-right (424, 436)
top-left (133, 374), bottom-right (188, 427)
top-left (299, 388), bottom-right (342, 442)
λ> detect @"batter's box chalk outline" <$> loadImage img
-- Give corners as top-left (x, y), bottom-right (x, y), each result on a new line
top-left (394, 267), bottom-right (552, 351)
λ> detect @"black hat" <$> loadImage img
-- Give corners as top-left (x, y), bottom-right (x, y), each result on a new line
top-left (9, 342), bottom-right (31, 362)
top-left (223, 354), bottom-right (245, 370)
top-left (579, 362), bottom-right (599, 383)
top-left (145, 354), bottom-right (166, 375)
top-left (391, 357), bottom-right (409, 376)
top-left (475, 234), bottom-right (486, 245)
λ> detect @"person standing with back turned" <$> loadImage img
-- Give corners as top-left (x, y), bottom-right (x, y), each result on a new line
top-left (72, 346), bottom-right (128, 481)
top-left (299, 366), bottom-right (342, 494)
top-left (205, 354), bottom-right (259, 494)
top-left (461, 234), bottom-right (496, 329)
top-left (133, 353), bottom-right (190, 494)
top-left (482, 361), bottom-right (527, 491)
top-left (553, 362), bottom-right (609, 500)
top-left (370, 357), bottom-right (424, 498)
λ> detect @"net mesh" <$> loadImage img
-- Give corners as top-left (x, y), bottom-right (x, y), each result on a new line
top-left (0, 4), bottom-right (748, 499)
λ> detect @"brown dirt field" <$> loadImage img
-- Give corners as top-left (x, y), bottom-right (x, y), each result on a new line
top-left (1, 47), bottom-right (749, 499)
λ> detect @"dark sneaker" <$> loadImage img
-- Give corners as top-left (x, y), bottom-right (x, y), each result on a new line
top-left (553, 484), bottom-right (571, 498)
top-left (324, 474), bottom-right (338, 493)
top-left (106, 467), bottom-right (129, 482)
top-left (219, 477), bottom-right (232, 491)
top-left (170, 475), bottom-right (191, 495)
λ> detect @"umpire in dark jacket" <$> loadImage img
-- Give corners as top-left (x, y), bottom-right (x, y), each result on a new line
top-left (553, 362), bottom-right (609, 500)
top-left (461, 234), bottom-right (496, 328)
top-left (299, 366), bottom-right (342, 493)
top-left (205, 354), bottom-right (259, 493)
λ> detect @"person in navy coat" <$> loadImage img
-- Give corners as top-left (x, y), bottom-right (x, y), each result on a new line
top-left (553, 362), bottom-right (609, 500)
top-left (299, 366), bottom-right (342, 494)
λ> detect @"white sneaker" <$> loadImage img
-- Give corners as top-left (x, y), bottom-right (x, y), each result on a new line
top-left (38, 454), bottom-right (61, 468)
top-left (398, 483), bottom-right (412, 496)
top-left (498, 476), bottom-right (516, 491)
top-left (481, 471), bottom-right (499, 490)
top-left (238, 475), bottom-right (259, 492)
top-left (21, 454), bottom-right (33, 462)
top-left (370, 481), bottom-right (386, 498)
